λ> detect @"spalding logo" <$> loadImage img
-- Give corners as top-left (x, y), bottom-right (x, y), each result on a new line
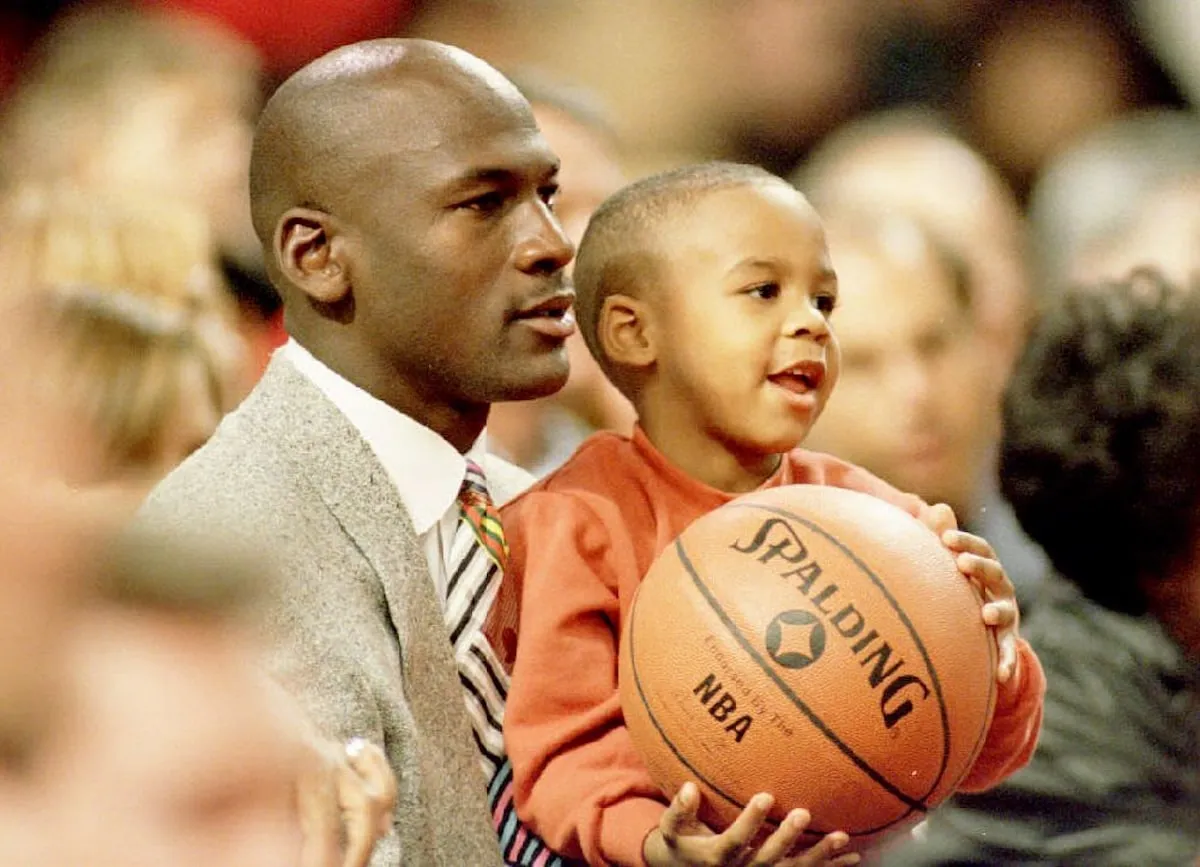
top-left (764, 609), bottom-right (826, 669)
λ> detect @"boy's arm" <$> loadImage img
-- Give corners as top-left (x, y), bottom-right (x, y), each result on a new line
top-left (504, 491), bottom-right (666, 867)
top-left (955, 638), bottom-right (1045, 792)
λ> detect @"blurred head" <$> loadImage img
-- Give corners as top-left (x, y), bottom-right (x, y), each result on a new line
top-left (40, 531), bottom-right (304, 867)
top-left (20, 287), bottom-right (223, 488)
top-left (250, 39), bottom-right (574, 450)
top-left (575, 163), bottom-right (838, 488)
top-left (0, 2), bottom-right (263, 266)
top-left (1026, 109), bottom-right (1200, 292)
top-left (798, 111), bottom-right (1029, 379)
top-left (804, 209), bottom-right (995, 517)
top-left (0, 187), bottom-right (251, 407)
top-left (1001, 269), bottom-right (1200, 641)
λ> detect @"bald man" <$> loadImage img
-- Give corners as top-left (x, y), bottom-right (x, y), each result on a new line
top-left (138, 39), bottom-right (576, 866)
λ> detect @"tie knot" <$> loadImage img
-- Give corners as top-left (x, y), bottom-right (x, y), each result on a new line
top-left (459, 458), bottom-right (491, 508)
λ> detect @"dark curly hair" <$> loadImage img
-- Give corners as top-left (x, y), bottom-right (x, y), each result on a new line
top-left (1000, 268), bottom-right (1200, 614)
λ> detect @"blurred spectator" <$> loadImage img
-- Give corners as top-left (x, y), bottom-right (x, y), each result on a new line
top-left (953, 0), bottom-right (1181, 200)
top-left (488, 71), bottom-right (634, 475)
top-left (804, 207), bottom-right (1047, 603)
top-left (1026, 109), bottom-right (1200, 292)
top-left (16, 286), bottom-right (224, 491)
top-left (797, 108), bottom-right (1030, 387)
top-left (0, 186), bottom-right (257, 406)
top-left (883, 268), bottom-right (1200, 866)
top-left (0, 1), bottom-right (278, 342)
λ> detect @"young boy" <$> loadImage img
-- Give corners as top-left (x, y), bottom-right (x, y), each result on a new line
top-left (500, 163), bottom-right (1045, 867)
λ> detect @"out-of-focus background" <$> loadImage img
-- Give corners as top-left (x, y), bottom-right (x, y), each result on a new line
top-left (1, 3), bottom-right (1199, 865)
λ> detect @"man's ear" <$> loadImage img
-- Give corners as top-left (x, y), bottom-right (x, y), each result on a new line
top-left (599, 293), bottom-right (657, 370)
top-left (273, 208), bottom-right (349, 305)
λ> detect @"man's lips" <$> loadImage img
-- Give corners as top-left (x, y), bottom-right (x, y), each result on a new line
top-left (510, 289), bottom-right (576, 338)
top-left (767, 359), bottom-right (826, 394)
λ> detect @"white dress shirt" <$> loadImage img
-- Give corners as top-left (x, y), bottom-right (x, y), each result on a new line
top-left (282, 340), bottom-right (484, 604)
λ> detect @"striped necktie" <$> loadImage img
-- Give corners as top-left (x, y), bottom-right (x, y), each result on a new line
top-left (446, 460), bottom-right (572, 866)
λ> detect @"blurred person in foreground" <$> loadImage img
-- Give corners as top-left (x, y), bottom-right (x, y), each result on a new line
top-left (488, 71), bottom-right (634, 476)
top-left (138, 37), bottom-right (580, 866)
top-left (0, 295), bottom-right (396, 866)
top-left (25, 530), bottom-right (396, 867)
top-left (883, 268), bottom-right (1200, 866)
top-left (801, 208), bottom-right (1048, 604)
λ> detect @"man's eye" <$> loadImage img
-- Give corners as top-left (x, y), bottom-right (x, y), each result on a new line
top-left (538, 184), bottom-right (560, 209)
top-left (748, 283), bottom-right (781, 300)
top-left (461, 191), bottom-right (506, 213)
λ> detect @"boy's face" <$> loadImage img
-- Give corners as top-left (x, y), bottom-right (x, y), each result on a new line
top-left (647, 184), bottom-right (839, 461)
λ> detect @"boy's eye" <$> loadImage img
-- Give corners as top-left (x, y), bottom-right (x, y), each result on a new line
top-left (814, 292), bottom-right (837, 315)
top-left (747, 282), bottom-right (781, 300)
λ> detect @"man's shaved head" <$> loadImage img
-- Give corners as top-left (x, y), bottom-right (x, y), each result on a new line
top-left (249, 38), bottom-right (529, 261)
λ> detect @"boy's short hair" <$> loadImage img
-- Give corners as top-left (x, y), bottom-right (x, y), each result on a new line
top-left (1000, 268), bottom-right (1200, 614)
top-left (573, 161), bottom-right (791, 391)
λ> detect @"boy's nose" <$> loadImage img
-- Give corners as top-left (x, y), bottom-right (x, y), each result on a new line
top-left (784, 301), bottom-right (830, 340)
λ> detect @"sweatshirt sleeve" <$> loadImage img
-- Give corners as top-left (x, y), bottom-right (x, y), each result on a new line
top-left (955, 637), bottom-right (1045, 792)
top-left (503, 491), bottom-right (667, 867)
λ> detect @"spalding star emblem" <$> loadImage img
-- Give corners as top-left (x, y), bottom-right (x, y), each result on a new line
top-left (764, 609), bottom-right (826, 669)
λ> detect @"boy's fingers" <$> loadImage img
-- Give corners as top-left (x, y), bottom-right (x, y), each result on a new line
top-left (982, 599), bottom-right (1017, 628)
top-left (660, 782), bottom-right (700, 842)
top-left (955, 552), bottom-right (1011, 597)
top-left (749, 808), bottom-right (810, 864)
top-left (715, 793), bottom-right (773, 862)
top-left (996, 632), bottom-right (1018, 683)
top-left (921, 503), bottom-right (958, 537)
top-left (784, 831), bottom-right (858, 867)
top-left (941, 529), bottom-right (996, 559)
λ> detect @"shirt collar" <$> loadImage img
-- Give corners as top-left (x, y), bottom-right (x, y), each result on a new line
top-left (282, 339), bottom-right (486, 534)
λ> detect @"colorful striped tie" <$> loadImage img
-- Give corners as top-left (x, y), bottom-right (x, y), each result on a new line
top-left (446, 460), bottom-right (573, 867)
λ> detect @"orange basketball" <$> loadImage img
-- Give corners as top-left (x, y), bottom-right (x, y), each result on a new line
top-left (618, 484), bottom-right (997, 852)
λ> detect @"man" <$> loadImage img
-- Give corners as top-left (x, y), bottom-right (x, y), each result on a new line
top-left (138, 38), bottom-right (575, 866)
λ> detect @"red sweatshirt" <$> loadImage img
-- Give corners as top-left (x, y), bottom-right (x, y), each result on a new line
top-left (501, 428), bottom-right (1044, 867)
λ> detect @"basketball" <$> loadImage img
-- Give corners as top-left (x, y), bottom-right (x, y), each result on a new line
top-left (617, 484), bottom-right (997, 852)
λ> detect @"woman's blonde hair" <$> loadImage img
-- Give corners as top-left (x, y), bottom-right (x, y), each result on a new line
top-left (16, 286), bottom-right (222, 477)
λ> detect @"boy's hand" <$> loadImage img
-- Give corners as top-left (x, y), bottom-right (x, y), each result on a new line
top-left (922, 503), bottom-right (1021, 684)
top-left (643, 782), bottom-right (860, 867)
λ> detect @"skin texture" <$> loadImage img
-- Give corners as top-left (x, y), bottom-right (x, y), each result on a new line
top-left (250, 39), bottom-right (575, 452)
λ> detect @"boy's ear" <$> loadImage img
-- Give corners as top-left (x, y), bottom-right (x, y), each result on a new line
top-left (274, 207), bottom-right (350, 305)
top-left (599, 293), bottom-right (657, 369)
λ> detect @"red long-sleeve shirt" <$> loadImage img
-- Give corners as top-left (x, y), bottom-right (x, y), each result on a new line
top-left (501, 428), bottom-right (1044, 867)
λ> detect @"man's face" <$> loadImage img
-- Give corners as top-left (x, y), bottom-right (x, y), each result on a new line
top-left (338, 86), bottom-right (576, 408)
top-left (803, 225), bottom-right (997, 515)
top-left (43, 610), bottom-right (304, 867)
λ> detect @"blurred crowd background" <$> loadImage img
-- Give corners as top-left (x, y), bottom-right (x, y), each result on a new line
top-left (0, 0), bottom-right (1198, 865)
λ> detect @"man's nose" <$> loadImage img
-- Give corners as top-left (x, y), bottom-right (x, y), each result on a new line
top-left (514, 199), bottom-right (574, 276)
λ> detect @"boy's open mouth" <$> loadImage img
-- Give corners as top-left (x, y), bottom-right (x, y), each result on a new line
top-left (768, 359), bottom-right (825, 394)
